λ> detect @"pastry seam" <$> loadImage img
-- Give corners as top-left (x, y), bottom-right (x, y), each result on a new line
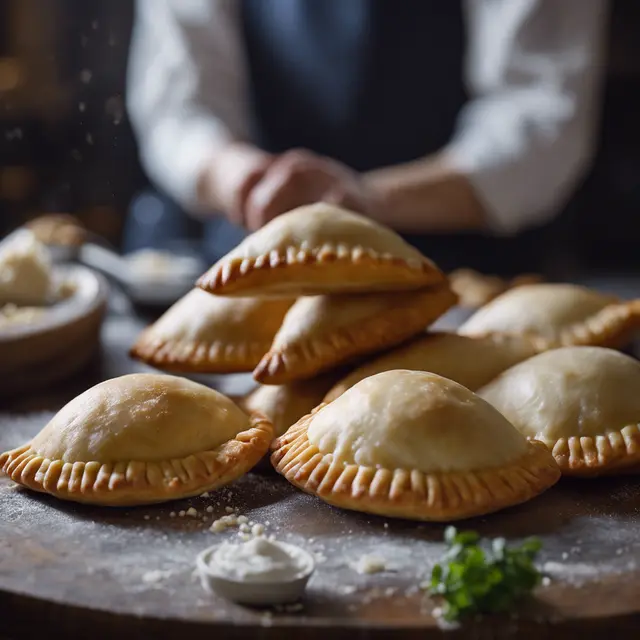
top-left (130, 331), bottom-right (272, 373)
top-left (0, 416), bottom-right (273, 505)
top-left (270, 412), bottom-right (561, 521)
top-left (253, 287), bottom-right (457, 384)
top-left (466, 300), bottom-right (640, 351)
top-left (544, 423), bottom-right (640, 476)
top-left (198, 245), bottom-right (443, 295)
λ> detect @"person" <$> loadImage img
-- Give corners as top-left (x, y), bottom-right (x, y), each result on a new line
top-left (126, 0), bottom-right (609, 274)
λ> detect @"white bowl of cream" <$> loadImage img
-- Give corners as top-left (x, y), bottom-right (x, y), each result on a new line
top-left (196, 537), bottom-right (315, 606)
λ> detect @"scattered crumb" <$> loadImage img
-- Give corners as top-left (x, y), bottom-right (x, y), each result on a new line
top-left (142, 569), bottom-right (173, 585)
top-left (225, 506), bottom-right (234, 514)
top-left (143, 515), bottom-right (150, 521)
top-left (337, 585), bottom-right (357, 596)
top-left (252, 523), bottom-right (265, 537)
top-left (541, 576), bottom-right (552, 587)
top-left (206, 506), bottom-right (214, 514)
top-left (237, 515), bottom-right (249, 525)
top-left (353, 555), bottom-right (386, 575)
top-left (210, 520), bottom-right (226, 533)
top-left (178, 510), bottom-right (186, 518)
top-left (169, 512), bottom-right (176, 518)
top-left (186, 507), bottom-right (198, 518)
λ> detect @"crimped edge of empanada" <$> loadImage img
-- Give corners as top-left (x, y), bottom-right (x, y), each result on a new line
top-left (270, 410), bottom-right (560, 521)
top-left (468, 300), bottom-right (640, 352)
top-left (539, 424), bottom-right (640, 477)
top-left (0, 415), bottom-right (273, 506)
top-left (253, 285), bottom-right (457, 385)
top-left (197, 244), bottom-right (444, 297)
top-left (130, 330), bottom-right (272, 373)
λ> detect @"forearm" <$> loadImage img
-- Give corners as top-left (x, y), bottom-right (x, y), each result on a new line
top-left (365, 154), bottom-right (487, 233)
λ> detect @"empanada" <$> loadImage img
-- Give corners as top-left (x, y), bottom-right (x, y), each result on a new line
top-left (254, 285), bottom-right (456, 384)
top-left (272, 370), bottom-right (559, 521)
top-left (479, 346), bottom-right (640, 476)
top-left (324, 332), bottom-right (536, 402)
top-left (130, 289), bottom-right (293, 373)
top-left (458, 283), bottom-right (640, 350)
top-left (0, 374), bottom-right (273, 505)
top-left (198, 203), bottom-right (444, 297)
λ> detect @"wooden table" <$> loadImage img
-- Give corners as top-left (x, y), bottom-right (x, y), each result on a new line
top-left (1, 286), bottom-right (640, 639)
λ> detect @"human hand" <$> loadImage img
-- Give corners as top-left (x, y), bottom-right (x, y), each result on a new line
top-left (198, 143), bottom-right (274, 226)
top-left (243, 149), bottom-right (375, 231)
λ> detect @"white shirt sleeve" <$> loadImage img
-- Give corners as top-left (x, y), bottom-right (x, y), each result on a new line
top-left (447, 0), bottom-right (610, 234)
top-left (126, 0), bottom-right (246, 212)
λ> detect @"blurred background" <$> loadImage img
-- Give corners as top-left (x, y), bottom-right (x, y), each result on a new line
top-left (1, 0), bottom-right (639, 275)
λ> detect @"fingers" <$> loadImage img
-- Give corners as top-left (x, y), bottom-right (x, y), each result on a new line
top-left (244, 151), bottom-right (329, 231)
top-left (230, 164), bottom-right (269, 227)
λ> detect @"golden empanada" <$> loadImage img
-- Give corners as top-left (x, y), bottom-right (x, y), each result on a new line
top-left (479, 346), bottom-right (640, 476)
top-left (130, 289), bottom-right (293, 373)
top-left (253, 285), bottom-right (456, 384)
top-left (449, 269), bottom-right (542, 309)
top-left (197, 203), bottom-right (444, 297)
top-left (272, 370), bottom-right (560, 521)
top-left (241, 371), bottom-right (343, 438)
top-left (458, 283), bottom-right (640, 350)
top-left (0, 374), bottom-right (273, 505)
top-left (324, 332), bottom-right (536, 402)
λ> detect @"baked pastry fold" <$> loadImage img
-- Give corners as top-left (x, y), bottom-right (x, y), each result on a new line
top-left (130, 289), bottom-right (293, 373)
top-left (272, 370), bottom-right (560, 521)
top-left (324, 332), bottom-right (536, 402)
top-left (0, 374), bottom-right (273, 505)
top-left (479, 346), bottom-right (640, 476)
top-left (241, 371), bottom-right (343, 437)
top-left (458, 283), bottom-right (640, 350)
top-left (198, 203), bottom-right (445, 297)
top-left (254, 284), bottom-right (456, 384)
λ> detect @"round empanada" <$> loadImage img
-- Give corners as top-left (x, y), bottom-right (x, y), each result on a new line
top-left (272, 370), bottom-right (560, 521)
top-left (0, 374), bottom-right (273, 505)
top-left (479, 347), bottom-right (640, 476)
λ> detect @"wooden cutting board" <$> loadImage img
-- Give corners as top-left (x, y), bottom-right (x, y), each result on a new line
top-left (1, 309), bottom-right (639, 639)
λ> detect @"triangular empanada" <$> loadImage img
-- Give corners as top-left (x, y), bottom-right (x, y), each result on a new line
top-left (458, 283), bottom-right (640, 350)
top-left (253, 285), bottom-right (456, 384)
top-left (198, 203), bottom-right (444, 297)
top-left (130, 288), bottom-right (293, 373)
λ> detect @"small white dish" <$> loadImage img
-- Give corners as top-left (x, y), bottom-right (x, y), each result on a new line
top-left (196, 541), bottom-right (315, 606)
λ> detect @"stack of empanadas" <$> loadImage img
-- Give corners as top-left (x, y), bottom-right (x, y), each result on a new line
top-left (6, 202), bottom-right (640, 521)
top-left (131, 203), bottom-right (458, 433)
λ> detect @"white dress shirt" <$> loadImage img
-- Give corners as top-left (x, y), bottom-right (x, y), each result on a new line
top-left (127, 0), bottom-right (609, 234)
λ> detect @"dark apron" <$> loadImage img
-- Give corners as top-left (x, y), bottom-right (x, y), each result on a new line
top-left (204, 0), bottom-right (540, 276)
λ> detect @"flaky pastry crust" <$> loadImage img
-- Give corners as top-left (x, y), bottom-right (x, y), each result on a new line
top-left (271, 411), bottom-right (560, 521)
top-left (543, 425), bottom-right (640, 477)
top-left (197, 202), bottom-right (444, 297)
top-left (130, 291), bottom-right (293, 373)
top-left (198, 245), bottom-right (444, 297)
top-left (253, 286), bottom-right (457, 384)
top-left (131, 330), bottom-right (274, 373)
top-left (0, 415), bottom-right (273, 506)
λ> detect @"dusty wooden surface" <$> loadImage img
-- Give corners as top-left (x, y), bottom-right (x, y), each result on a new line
top-left (1, 288), bottom-right (640, 639)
